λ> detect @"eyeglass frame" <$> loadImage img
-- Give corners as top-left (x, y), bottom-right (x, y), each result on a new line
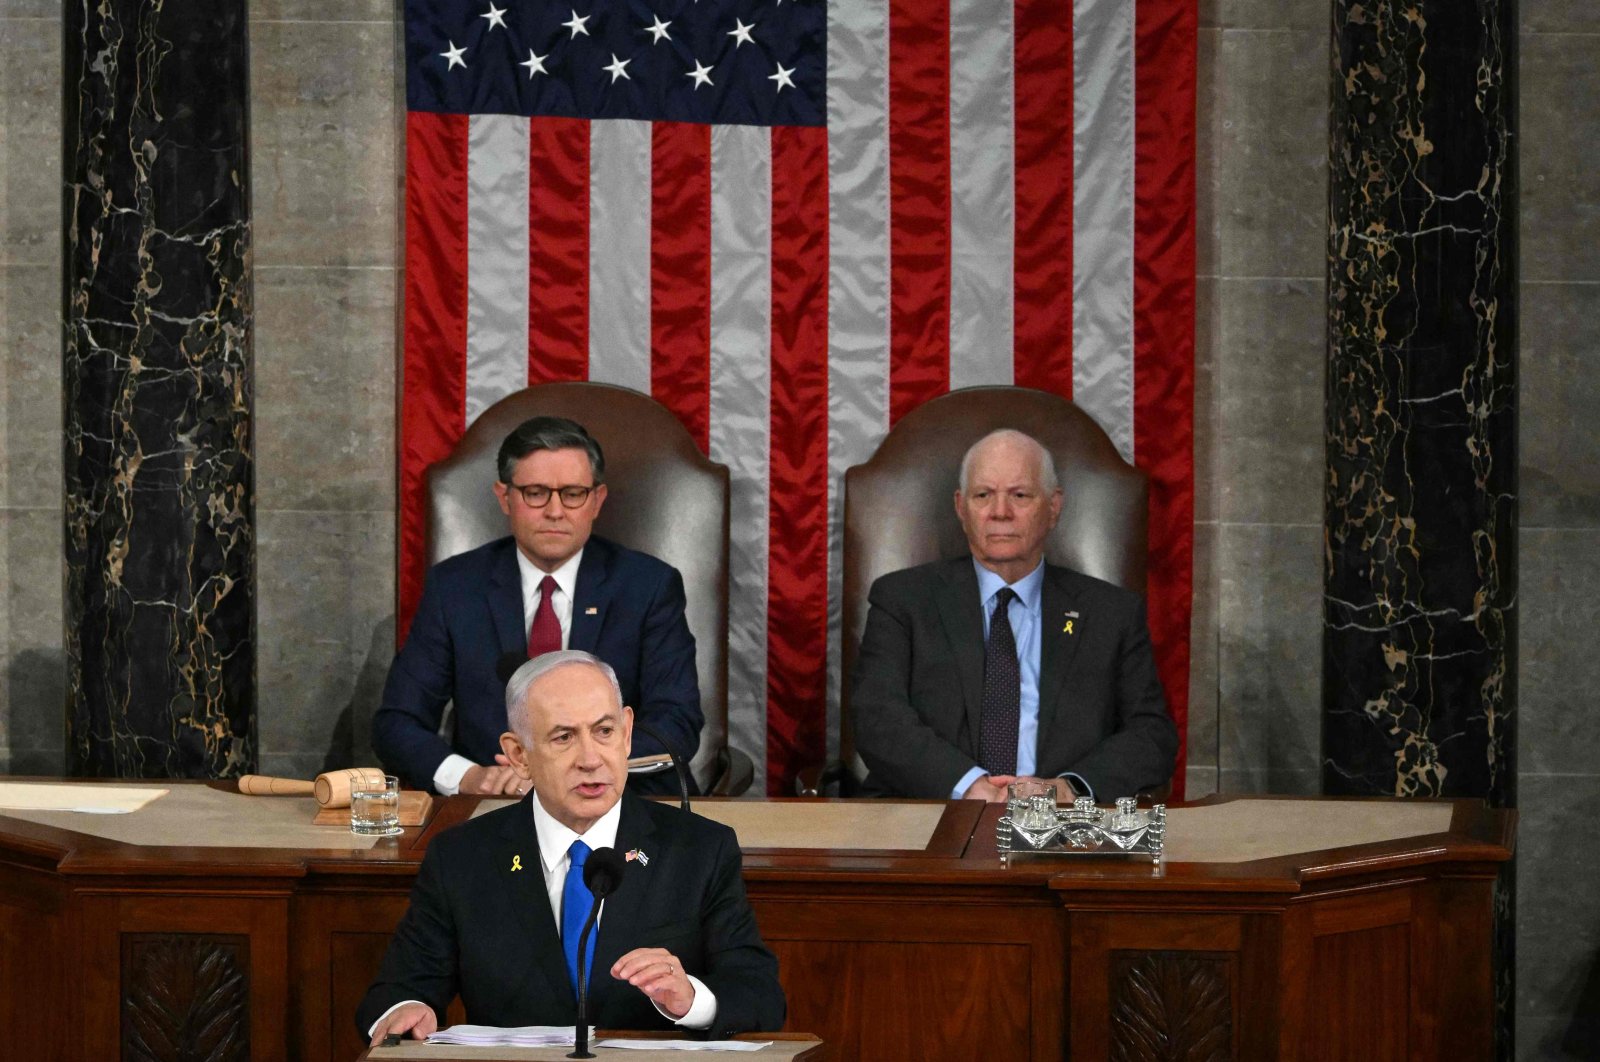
top-left (504, 482), bottom-right (598, 509)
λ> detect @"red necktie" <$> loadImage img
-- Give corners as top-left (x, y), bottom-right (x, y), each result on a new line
top-left (528, 575), bottom-right (562, 659)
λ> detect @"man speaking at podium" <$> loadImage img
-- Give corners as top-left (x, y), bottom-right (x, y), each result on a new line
top-left (360, 651), bottom-right (784, 1044)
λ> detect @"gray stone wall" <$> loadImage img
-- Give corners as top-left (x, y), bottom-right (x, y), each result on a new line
top-left (1516, 5), bottom-right (1600, 1057)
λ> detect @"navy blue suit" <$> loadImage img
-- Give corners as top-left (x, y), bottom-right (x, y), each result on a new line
top-left (372, 535), bottom-right (703, 793)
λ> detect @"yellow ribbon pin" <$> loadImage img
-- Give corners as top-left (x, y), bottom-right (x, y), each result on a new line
top-left (510, 855), bottom-right (523, 872)
top-left (1063, 620), bottom-right (1074, 635)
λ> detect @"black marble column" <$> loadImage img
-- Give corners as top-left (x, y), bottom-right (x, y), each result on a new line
top-left (1325, 3), bottom-right (1516, 1053)
top-left (63, 1), bottom-right (255, 778)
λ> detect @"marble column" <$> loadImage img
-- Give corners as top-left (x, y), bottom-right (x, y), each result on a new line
top-left (1325, 4), bottom-right (1516, 1053)
top-left (63, 1), bottom-right (255, 778)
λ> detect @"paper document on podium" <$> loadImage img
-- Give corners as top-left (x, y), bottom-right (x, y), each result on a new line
top-left (0, 782), bottom-right (167, 814)
top-left (426, 1025), bottom-right (572, 1046)
top-left (596, 1041), bottom-right (773, 1052)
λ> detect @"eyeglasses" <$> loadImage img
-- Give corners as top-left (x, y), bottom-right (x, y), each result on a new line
top-left (506, 483), bottom-right (596, 509)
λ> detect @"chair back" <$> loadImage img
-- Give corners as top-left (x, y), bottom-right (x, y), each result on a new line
top-left (425, 382), bottom-right (730, 787)
top-left (841, 386), bottom-right (1148, 776)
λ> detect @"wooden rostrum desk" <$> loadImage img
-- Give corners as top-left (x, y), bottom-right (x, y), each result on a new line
top-left (0, 783), bottom-right (1513, 1061)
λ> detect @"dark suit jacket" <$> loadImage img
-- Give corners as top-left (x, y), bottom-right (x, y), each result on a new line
top-left (372, 535), bottom-right (703, 794)
top-left (356, 793), bottom-right (785, 1040)
top-left (851, 557), bottom-right (1178, 800)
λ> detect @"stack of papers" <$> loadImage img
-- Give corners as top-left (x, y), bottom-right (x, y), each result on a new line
top-left (597, 1040), bottom-right (773, 1052)
top-left (425, 1025), bottom-right (573, 1047)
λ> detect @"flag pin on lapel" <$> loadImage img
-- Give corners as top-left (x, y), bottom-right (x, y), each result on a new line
top-left (584, 606), bottom-right (598, 615)
top-left (1063, 610), bottom-right (1080, 635)
top-left (625, 848), bottom-right (649, 866)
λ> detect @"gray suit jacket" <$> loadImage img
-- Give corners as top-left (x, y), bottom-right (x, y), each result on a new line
top-left (851, 557), bottom-right (1178, 800)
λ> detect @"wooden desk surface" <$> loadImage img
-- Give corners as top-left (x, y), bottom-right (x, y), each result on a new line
top-left (359, 1033), bottom-right (824, 1062)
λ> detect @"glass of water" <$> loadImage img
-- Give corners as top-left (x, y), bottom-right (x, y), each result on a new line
top-left (350, 774), bottom-right (402, 837)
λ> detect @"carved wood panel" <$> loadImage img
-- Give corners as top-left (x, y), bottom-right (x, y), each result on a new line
top-left (121, 932), bottom-right (249, 1062)
top-left (1109, 949), bottom-right (1233, 1062)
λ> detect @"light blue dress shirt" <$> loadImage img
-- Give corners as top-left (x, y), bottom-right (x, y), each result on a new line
top-left (951, 559), bottom-right (1091, 800)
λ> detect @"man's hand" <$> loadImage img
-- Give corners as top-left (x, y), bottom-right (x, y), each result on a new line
top-left (368, 1001), bottom-right (437, 1045)
top-left (961, 774), bottom-right (1014, 802)
top-left (1010, 775), bottom-right (1078, 802)
top-left (460, 753), bottom-right (529, 796)
top-left (612, 947), bottom-right (695, 1019)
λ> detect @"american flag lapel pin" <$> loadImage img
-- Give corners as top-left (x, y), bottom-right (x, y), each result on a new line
top-left (625, 848), bottom-right (649, 866)
top-left (584, 606), bottom-right (598, 615)
top-left (1063, 610), bottom-right (1080, 635)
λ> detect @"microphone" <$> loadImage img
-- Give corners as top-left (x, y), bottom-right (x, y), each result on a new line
top-left (570, 847), bottom-right (628, 1060)
top-left (630, 719), bottom-right (692, 813)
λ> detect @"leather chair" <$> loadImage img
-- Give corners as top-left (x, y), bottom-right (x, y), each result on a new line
top-left (425, 381), bottom-right (751, 795)
top-left (800, 385), bottom-right (1150, 796)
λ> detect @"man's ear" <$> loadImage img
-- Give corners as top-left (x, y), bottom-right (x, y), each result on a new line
top-left (500, 730), bottom-right (532, 778)
top-left (590, 482), bottom-right (608, 518)
top-left (493, 481), bottom-right (513, 518)
top-left (1048, 488), bottom-right (1064, 527)
top-left (620, 705), bottom-right (634, 757)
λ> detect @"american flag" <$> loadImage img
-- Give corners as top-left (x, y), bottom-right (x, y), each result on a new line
top-left (399, 0), bottom-right (1195, 796)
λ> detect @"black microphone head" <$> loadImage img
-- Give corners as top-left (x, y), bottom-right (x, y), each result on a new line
top-left (583, 846), bottom-right (628, 899)
top-left (496, 651), bottom-right (529, 685)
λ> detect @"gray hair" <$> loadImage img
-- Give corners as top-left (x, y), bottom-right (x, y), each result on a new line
top-left (497, 416), bottom-right (606, 485)
top-left (958, 429), bottom-right (1060, 494)
top-left (504, 650), bottom-right (624, 738)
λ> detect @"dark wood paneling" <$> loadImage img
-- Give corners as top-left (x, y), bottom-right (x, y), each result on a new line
top-left (1108, 950), bottom-right (1233, 1062)
top-left (0, 885), bottom-right (68, 1061)
top-left (1312, 923), bottom-right (1409, 1061)
top-left (121, 933), bottom-right (249, 1062)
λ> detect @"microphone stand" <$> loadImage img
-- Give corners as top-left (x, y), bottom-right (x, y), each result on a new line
top-left (570, 903), bottom-right (602, 1060)
top-left (629, 719), bottom-right (691, 812)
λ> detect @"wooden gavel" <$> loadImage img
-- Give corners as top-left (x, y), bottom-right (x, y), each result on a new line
top-left (237, 767), bottom-right (388, 809)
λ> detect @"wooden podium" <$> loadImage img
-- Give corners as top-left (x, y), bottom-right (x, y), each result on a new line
top-left (0, 783), bottom-right (1512, 1061)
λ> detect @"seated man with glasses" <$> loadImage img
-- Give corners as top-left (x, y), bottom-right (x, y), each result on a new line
top-left (373, 416), bottom-right (703, 797)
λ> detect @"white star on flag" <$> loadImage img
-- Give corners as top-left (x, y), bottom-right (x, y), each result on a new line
top-left (563, 10), bottom-right (590, 38)
top-left (603, 53), bottom-right (632, 82)
top-left (727, 19), bottom-right (755, 48)
top-left (480, 3), bottom-right (507, 31)
top-left (686, 59), bottom-right (714, 89)
top-left (440, 40), bottom-right (467, 70)
top-left (645, 16), bottom-right (672, 44)
top-left (520, 49), bottom-right (549, 78)
top-left (769, 63), bottom-right (795, 92)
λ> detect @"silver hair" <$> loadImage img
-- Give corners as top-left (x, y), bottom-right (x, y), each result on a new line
top-left (958, 429), bottom-right (1060, 494)
top-left (504, 650), bottom-right (624, 738)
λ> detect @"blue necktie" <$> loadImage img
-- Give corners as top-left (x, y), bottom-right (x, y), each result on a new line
top-left (561, 839), bottom-right (598, 992)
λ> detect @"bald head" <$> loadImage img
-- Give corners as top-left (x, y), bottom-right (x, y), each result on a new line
top-left (958, 429), bottom-right (1059, 495)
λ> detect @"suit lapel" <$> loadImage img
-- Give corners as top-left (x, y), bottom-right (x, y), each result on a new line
top-left (933, 559), bottom-right (986, 751)
top-left (1037, 566), bottom-right (1084, 755)
top-left (497, 796), bottom-right (578, 1008)
top-left (569, 539), bottom-right (612, 653)
top-left (488, 540), bottom-right (529, 657)
top-left (587, 795), bottom-right (658, 1016)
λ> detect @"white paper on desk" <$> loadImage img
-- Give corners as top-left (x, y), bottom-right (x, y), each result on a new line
top-left (425, 1024), bottom-right (574, 1046)
top-left (0, 782), bottom-right (167, 814)
top-left (595, 1040), bottom-right (773, 1052)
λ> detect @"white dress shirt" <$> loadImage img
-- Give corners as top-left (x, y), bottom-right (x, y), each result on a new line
top-left (433, 548), bottom-right (585, 795)
top-left (368, 791), bottom-right (717, 1037)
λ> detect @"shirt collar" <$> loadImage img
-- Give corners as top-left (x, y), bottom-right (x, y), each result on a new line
top-left (532, 789), bottom-right (624, 875)
top-left (973, 557), bottom-right (1046, 614)
top-left (516, 545), bottom-right (585, 602)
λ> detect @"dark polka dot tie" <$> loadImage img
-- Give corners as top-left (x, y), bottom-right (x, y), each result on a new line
top-left (978, 587), bottom-right (1021, 776)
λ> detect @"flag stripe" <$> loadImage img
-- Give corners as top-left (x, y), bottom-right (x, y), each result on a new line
top-left (708, 124), bottom-right (773, 793)
top-left (587, 120), bottom-right (652, 393)
top-left (1012, 0), bottom-right (1075, 395)
top-left (948, 0), bottom-right (1015, 390)
top-left (765, 124), bottom-right (831, 794)
top-left (1134, 0), bottom-right (1197, 799)
top-left (1072, 0), bottom-right (1137, 458)
top-left (527, 117), bottom-right (590, 384)
top-left (400, 110), bottom-right (470, 635)
top-left (886, 0), bottom-right (952, 425)
top-left (465, 114), bottom-right (533, 424)
top-left (650, 121), bottom-right (713, 453)
top-left (823, 0), bottom-right (892, 778)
